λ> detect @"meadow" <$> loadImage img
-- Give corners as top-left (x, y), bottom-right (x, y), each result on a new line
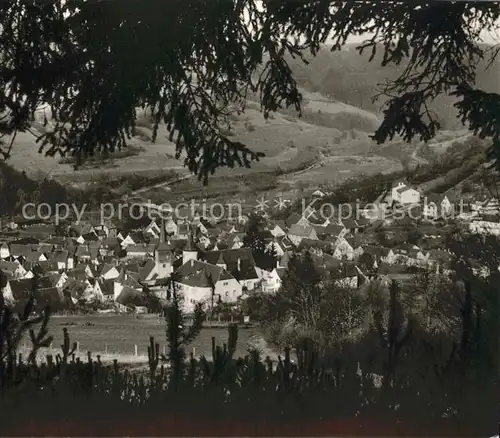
top-left (31, 314), bottom-right (266, 361)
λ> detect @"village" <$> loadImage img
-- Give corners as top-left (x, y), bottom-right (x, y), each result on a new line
top-left (1, 177), bottom-right (499, 317)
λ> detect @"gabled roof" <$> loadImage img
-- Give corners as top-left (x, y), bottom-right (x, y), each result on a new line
top-left (115, 286), bottom-right (144, 307)
top-left (34, 261), bottom-right (59, 274)
top-left (51, 250), bottom-right (69, 263)
top-left (362, 245), bottom-right (391, 258)
top-left (285, 213), bottom-right (304, 228)
top-left (288, 223), bottom-right (315, 237)
top-left (36, 287), bottom-right (63, 308)
top-left (127, 243), bottom-right (156, 254)
top-left (184, 234), bottom-right (199, 252)
top-left (330, 263), bottom-right (360, 279)
top-left (98, 278), bottom-right (115, 296)
top-left (101, 237), bottom-right (120, 248)
top-left (8, 278), bottom-right (34, 301)
top-left (0, 260), bottom-right (21, 274)
top-left (298, 238), bottom-right (331, 251)
top-left (138, 258), bottom-right (156, 282)
top-left (175, 259), bottom-right (234, 288)
top-left (62, 279), bottom-right (89, 299)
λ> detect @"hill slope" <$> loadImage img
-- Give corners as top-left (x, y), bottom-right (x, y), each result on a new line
top-left (2, 43), bottom-right (495, 189)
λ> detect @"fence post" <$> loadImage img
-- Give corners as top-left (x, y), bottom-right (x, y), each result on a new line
top-left (163, 345), bottom-right (166, 356)
top-left (77, 341), bottom-right (80, 353)
top-left (192, 347), bottom-right (196, 357)
top-left (105, 344), bottom-right (108, 355)
top-left (135, 344), bottom-right (138, 357)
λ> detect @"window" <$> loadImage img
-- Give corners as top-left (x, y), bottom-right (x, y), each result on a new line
top-left (223, 281), bottom-right (228, 286)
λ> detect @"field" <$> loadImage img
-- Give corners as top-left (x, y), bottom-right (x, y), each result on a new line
top-left (22, 315), bottom-right (271, 363)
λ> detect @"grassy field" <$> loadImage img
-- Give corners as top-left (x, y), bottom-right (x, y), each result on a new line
top-left (24, 315), bottom-right (268, 361)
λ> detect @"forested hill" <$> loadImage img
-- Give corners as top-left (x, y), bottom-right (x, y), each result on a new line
top-left (284, 43), bottom-right (500, 131)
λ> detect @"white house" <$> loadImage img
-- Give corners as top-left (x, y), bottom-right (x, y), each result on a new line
top-left (312, 189), bottom-right (326, 198)
top-left (392, 182), bottom-right (421, 205)
top-left (257, 266), bottom-right (286, 293)
top-left (287, 223), bottom-right (318, 246)
top-left (269, 223), bottom-right (287, 238)
top-left (200, 248), bottom-right (260, 292)
top-left (333, 237), bottom-right (355, 260)
top-left (330, 264), bottom-right (365, 289)
top-left (173, 259), bottom-right (243, 313)
top-left (145, 220), bottom-right (161, 238)
top-left (100, 264), bottom-right (121, 280)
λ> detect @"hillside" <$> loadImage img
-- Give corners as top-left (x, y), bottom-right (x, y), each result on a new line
top-left (1, 43), bottom-right (495, 192)
top-left (284, 43), bottom-right (500, 131)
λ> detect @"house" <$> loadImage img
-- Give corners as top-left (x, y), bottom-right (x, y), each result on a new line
top-left (317, 224), bottom-right (347, 241)
top-left (173, 259), bottom-right (243, 313)
top-left (62, 279), bottom-right (94, 304)
top-left (51, 250), bottom-right (72, 271)
top-left (392, 182), bottom-right (421, 205)
top-left (99, 237), bottom-right (120, 256)
top-left (176, 223), bottom-right (191, 240)
top-left (0, 260), bottom-right (28, 279)
top-left (330, 264), bottom-right (365, 288)
top-left (257, 266), bottom-right (287, 293)
top-left (332, 237), bottom-right (355, 260)
top-left (360, 246), bottom-right (397, 266)
top-left (47, 272), bottom-right (69, 290)
top-left (137, 258), bottom-right (160, 285)
top-left (311, 189), bottom-right (326, 198)
top-left (120, 232), bottom-right (147, 248)
top-left (269, 221), bottom-right (287, 238)
top-left (285, 213), bottom-right (309, 229)
top-left (97, 278), bottom-right (115, 302)
top-left (100, 263), bottom-right (121, 280)
top-left (115, 286), bottom-right (145, 311)
top-left (113, 275), bottom-right (144, 302)
top-left (200, 248), bottom-right (260, 291)
top-left (126, 243), bottom-right (156, 258)
top-left (145, 220), bottom-right (161, 238)
top-left (297, 238), bottom-right (332, 257)
top-left (287, 223), bottom-right (318, 246)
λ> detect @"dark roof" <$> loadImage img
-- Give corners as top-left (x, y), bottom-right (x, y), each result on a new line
top-left (330, 263), bottom-right (359, 279)
top-left (115, 286), bottom-right (144, 307)
top-left (35, 287), bottom-right (63, 308)
top-left (9, 278), bottom-right (35, 301)
top-left (362, 245), bottom-right (391, 258)
top-left (288, 223), bottom-right (315, 237)
top-left (175, 259), bottom-right (234, 288)
top-left (285, 213), bottom-right (304, 228)
top-left (98, 278), bottom-right (115, 296)
top-left (62, 279), bottom-right (89, 299)
top-left (50, 250), bottom-right (69, 263)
